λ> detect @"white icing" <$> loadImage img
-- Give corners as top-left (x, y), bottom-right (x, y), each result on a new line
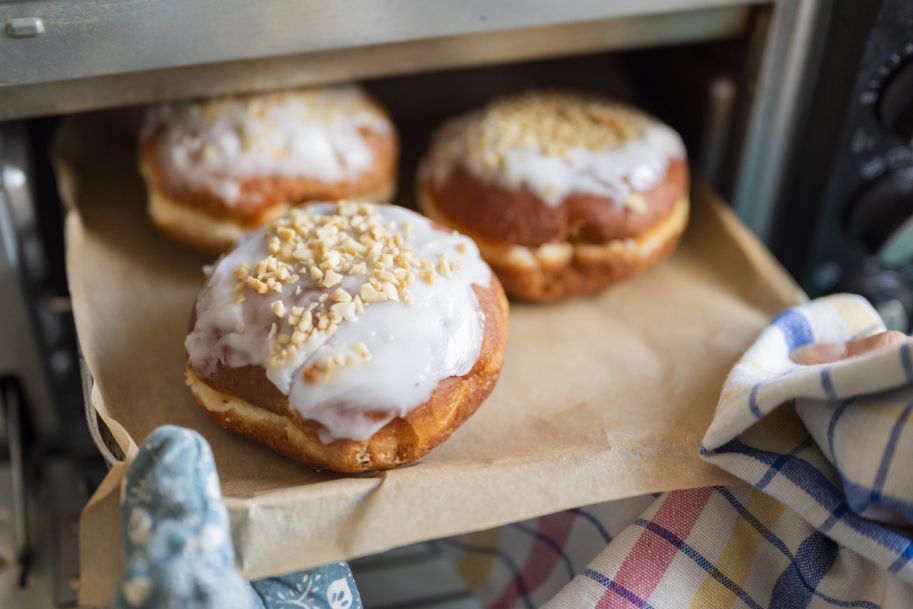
top-left (145, 86), bottom-right (391, 204)
top-left (185, 203), bottom-right (491, 443)
top-left (428, 106), bottom-right (685, 208)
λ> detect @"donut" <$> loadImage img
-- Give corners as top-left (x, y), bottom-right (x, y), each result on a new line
top-left (139, 85), bottom-right (398, 254)
top-left (417, 90), bottom-right (689, 300)
top-left (184, 201), bottom-right (508, 472)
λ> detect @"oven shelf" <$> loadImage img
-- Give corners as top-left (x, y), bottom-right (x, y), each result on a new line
top-left (0, 0), bottom-right (755, 120)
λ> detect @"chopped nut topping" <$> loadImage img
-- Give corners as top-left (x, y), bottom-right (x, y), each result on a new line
top-left (381, 282), bottom-right (399, 301)
top-left (321, 269), bottom-right (343, 288)
top-left (300, 341), bottom-right (374, 384)
top-left (331, 301), bottom-right (357, 322)
top-left (360, 283), bottom-right (386, 303)
top-left (331, 288), bottom-right (352, 302)
top-left (376, 269), bottom-right (397, 284)
top-left (233, 201), bottom-right (468, 379)
top-left (246, 277), bottom-right (268, 294)
top-left (233, 264), bottom-right (251, 281)
top-left (437, 90), bottom-right (650, 178)
top-left (437, 258), bottom-right (452, 278)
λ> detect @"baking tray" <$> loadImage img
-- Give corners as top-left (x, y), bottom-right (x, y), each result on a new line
top-left (53, 112), bottom-right (804, 605)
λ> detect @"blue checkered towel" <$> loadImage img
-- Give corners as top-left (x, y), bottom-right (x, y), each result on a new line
top-left (702, 294), bottom-right (913, 578)
top-left (517, 294), bottom-right (913, 609)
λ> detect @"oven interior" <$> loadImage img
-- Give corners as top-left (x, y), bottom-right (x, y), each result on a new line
top-left (0, 2), bottom-right (831, 606)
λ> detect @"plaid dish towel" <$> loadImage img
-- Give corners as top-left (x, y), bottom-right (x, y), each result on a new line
top-left (541, 294), bottom-right (913, 608)
top-left (436, 495), bottom-right (657, 608)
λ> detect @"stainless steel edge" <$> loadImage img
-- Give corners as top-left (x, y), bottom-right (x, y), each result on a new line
top-left (731, 0), bottom-right (829, 240)
top-left (0, 0), bottom-right (762, 88)
top-left (1, 382), bottom-right (28, 583)
top-left (0, 123), bottom-right (56, 437)
top-left (0, 6), bottom-right (751, 120)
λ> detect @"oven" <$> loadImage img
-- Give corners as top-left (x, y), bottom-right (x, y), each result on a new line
top-left (0, 1), bottom-right (907, 606)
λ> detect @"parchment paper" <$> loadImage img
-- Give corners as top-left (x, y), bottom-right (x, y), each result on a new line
top-left (55, 113), bottom-right (805, 606)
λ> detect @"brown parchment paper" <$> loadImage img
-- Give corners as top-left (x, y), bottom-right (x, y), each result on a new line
top-left (55, 113), bottom-right (805, 606)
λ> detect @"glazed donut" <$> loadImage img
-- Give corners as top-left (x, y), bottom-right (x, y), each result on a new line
top-left (140, 85), bottom-right (398, 254)
top-left (417, 90), bottom-right (689, 301)
top-left (184, 201), bottom-right (508, 472)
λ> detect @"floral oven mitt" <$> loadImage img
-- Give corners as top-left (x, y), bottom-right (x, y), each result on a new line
top-left (113, 425), bottom-right (362, 609)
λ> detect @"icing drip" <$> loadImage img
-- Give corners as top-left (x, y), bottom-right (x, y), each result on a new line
top-left (427, 91), bottom-right (685, 208)
top-left (186, 202), bottom-right (491, 443)
top-left (145, 86), bottom-right (391, 204)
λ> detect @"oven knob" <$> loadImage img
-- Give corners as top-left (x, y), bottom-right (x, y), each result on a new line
top-left (847, 166), bottom-right (913, 266)
top-left (833, 258), bottom-right (912, 332)
top-left (880, 56), bottom-right (913, 142)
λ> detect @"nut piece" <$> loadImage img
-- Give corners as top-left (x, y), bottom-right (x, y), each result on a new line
top-left (360, 283), bottom-right (386, 303)
top-left (246, 277), bottom-right (268, 294)
top-left (331, 288), bottom-right (352, 303)
top-left (321, 270), bottom-right (343, 288)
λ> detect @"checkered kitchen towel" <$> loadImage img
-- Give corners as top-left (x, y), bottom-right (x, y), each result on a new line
top-left (437, 495), bottom-right (656, 608)
top-left (543, 294), bottom-right (913, 608)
